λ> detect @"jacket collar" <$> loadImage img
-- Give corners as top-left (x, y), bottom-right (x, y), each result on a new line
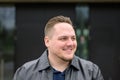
top-left (71, 55), bottom-right (81, 70)
top-left (36, 50), bottom-right (80, 71)
top-left (37, 50), bottom-right (51, 71)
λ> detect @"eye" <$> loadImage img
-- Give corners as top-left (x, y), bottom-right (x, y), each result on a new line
top-left (59, 37), bottom-right (68, 41)
top-left (71, 37), bottom-right (76, 41)
top-left (61, 37), bottom-right (67, 41)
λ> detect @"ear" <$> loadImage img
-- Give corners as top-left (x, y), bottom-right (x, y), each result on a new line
top-left (44, 36), bottom-right (49, 47)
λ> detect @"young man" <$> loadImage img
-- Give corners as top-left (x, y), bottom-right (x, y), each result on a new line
top-left (13, 15), bottom-right (104, 80)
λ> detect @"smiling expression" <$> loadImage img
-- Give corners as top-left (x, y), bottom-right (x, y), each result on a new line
top-left (44, 22), bottom-right (77, 62)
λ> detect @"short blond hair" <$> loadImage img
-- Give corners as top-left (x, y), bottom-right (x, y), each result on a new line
top-left (44, 15), bottom-right (73, 37)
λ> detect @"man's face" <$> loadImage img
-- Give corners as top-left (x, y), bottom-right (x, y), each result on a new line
top-left (45, 22), bottom-right (77, 61)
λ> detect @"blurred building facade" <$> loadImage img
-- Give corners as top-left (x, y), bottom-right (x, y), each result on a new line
top-left (0, 0), bottom-right (120, 80)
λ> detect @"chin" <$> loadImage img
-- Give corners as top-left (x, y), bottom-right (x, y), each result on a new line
top-left (64, 59), bottom-right (73, 62)
top-left (63, 57), bottom-right (74, 62)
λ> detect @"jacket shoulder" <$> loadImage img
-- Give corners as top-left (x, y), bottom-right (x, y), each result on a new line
top-left (22, 58), bottom-right (39, 69)
top-left (13, 58), bottom-right (40, 80)
top-left (75, 56), bottom-right (98, 70)
top-left (76, 56), bottom-right (104, 80)
top-left (75, 56), bottom-right (94, 67)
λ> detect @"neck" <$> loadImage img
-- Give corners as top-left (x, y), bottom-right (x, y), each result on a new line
top-left (48, 53), bottom-right (70, 72)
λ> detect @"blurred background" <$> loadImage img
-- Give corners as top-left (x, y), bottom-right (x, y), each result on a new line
top-left (0, 0), bottom-right (120, 80)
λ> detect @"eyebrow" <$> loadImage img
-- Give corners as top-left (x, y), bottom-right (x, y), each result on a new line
top-left (58, 35), bottom-right (76, 38)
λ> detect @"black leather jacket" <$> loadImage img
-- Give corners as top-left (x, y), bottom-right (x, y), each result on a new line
top-left (13, 50), bottom-right (104, 80)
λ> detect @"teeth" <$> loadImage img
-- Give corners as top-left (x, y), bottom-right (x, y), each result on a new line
top-left (63, 49), bottom-right (72, 50)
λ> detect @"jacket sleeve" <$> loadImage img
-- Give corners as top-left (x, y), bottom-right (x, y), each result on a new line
top-left (92, 64), bottom-right (104, 80)
top-left (13, 67), bottom-right (26, 80)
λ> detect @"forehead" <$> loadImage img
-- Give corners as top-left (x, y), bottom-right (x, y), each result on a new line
top-left (53, 23), bottom-right (75, 36)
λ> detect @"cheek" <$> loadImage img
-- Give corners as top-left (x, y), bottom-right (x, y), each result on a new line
top-left (54, 43), bottom-right (63, 48)
top-left (74, 41), bottom-right (77, 46)
top-left (75, 42), bottom-right (77, 47)
top-left (50, 41), bottom-right (60, 48)
top-left (53, 42), bottom-right (65, 49)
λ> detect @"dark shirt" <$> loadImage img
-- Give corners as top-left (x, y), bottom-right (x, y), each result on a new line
top-left (53, 68), bottom-right (65, 80)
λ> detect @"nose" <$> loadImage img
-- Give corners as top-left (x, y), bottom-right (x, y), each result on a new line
top-left (66, 38), bottom-right (74, 46)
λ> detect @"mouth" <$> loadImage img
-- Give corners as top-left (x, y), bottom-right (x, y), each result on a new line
top-left (63, 48), bottom-right (73, 52)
